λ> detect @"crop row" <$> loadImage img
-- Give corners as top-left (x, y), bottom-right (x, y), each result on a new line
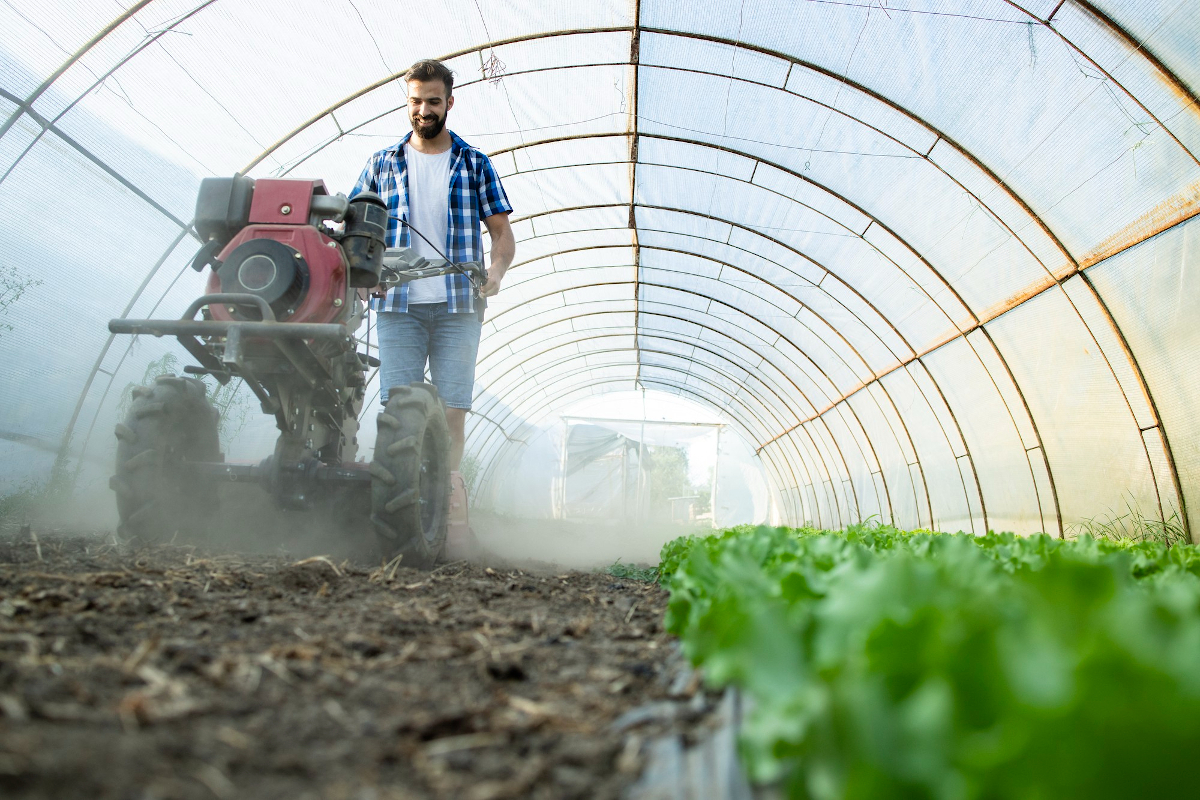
top-left (658, 526), bottom-right (1200, 799)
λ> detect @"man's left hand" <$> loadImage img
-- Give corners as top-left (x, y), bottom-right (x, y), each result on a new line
top-left (479, 274), bottom-right (502, 298)
top-left (481, 212), bottom-right (514, 301)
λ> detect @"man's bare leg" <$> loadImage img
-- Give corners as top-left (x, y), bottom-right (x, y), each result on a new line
top-left (444, 406), bottom-right (475, 556)
top-left (445, 407), bottom-right (466, 471)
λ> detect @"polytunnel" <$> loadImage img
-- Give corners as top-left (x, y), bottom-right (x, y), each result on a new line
top-left (1, 0), bottom-right (1199, 543)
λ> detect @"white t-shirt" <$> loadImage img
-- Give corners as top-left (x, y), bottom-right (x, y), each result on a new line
top-left (404, 142), bottom-right (452, 305)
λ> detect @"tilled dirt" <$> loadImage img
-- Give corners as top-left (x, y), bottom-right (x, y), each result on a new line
top-left (0, 529), bottom-right (699, 800)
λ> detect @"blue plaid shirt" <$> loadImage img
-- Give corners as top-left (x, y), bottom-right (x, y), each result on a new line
top-left (350, 130), bottom-right (512, 313)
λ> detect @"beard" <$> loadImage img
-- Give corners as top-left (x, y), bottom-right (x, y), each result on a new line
top-left (411, 112), bottom-right (447, 139)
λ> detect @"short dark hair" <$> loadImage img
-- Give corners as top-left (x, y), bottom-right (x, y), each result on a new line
top-left (404, 59), bottom-right (454, 97)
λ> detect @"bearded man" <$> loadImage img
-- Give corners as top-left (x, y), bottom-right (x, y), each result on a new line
top-left (350, 58), bottom-right (515, 522)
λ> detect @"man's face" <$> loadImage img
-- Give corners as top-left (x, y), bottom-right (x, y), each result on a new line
top-left (407, 79), bottom-right (453, 139)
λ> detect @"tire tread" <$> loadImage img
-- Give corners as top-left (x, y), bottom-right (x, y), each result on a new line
top-left (370, 383), bottom-right (450, 568)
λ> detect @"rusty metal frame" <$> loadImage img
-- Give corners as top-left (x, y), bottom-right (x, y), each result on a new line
top-left (500, 225), bottom-right (896, 390)
top-left (493, 131), bottom-right (1002, 329)
top-left (489, 227), bottom-right (1041, 530)
top-left (1076, 270), bottom-right (1192, 542)
top-left (1068, 1), bottom-right (1200, 115)
top-left (239, 25), bottom-right (637, 174)
top-left (21, 10), bottom-right (1181, 286)
top-left (243, 27), bottom-right (1064, 282)
top-left (967, 326), bottom-right (1064, 537)
top-left (429, 188), bottom-right (989, 529)
top-left (630, 0), bottom-right (643, 387)
top-left (479, 307), bottom-right (812, 420)
top-left (496, 231), bottom-right (894, 391)
top-left (1008, 0), bottom-right (1200, 172)
top-left (481, 352), bottom-right (785, 444)
top-left (484, 291), bottom-right (834, 418)
top-left (501, 200), bottom-right (1049, 536)
top-left (843, 377), bottom-right (937, 530)
top-left (0, 2), bottom-right (218, 193)
top-left (489, 307), bottom-right (835, 513)
top-left (239, 21), bottom-right (1182, 297)
top-left (906, 356), bottom-right (991, 536)
top-left (484, 278), bottom-right (843, 428)
top-left (258, 35), bottom-right (1069, 288)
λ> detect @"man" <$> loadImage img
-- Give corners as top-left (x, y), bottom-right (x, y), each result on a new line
top-left (350, 58), bottom-right (515, 511)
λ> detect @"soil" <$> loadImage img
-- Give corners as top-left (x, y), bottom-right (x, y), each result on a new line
top-left (0, 526), bottom-right (701, 800)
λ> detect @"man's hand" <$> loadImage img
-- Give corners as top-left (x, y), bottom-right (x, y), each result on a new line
top-left (479, 273), bottom-right (502, 298)
top-left (482, 212), bottom-right (515, 300)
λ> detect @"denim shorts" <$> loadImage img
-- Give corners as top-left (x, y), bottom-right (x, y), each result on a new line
top-left (375, 304), bottom-right (482, 409)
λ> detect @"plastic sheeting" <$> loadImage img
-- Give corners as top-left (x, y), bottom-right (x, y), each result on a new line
top-left (1, 1), bottom-right (1198, 539)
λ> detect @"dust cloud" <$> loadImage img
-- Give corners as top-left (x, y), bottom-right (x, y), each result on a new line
top-left (16, 466), bottom-right (701, 572)
top-left (200, 491), bottom-right (696, 573)
top-left (469, 511), bottom-right (703, 571)
top-left (197, 482), bottom-right (377, 561)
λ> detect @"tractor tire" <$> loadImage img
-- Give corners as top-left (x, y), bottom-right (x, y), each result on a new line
top-left (370, 382), bottom-right (451, 568)
top-left (110, 374), bottom-right (221, 544)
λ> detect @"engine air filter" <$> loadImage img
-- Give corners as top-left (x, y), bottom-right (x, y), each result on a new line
top-left (217, 239), bottom-right (309, 319)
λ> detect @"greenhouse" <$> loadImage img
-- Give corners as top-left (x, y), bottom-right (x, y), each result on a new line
top-left (1, 1), bottom-right (1198, 798)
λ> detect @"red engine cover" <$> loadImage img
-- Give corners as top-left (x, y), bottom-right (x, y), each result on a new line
top-left (248, 178), bottom-right (322, 225)
top-left (206, 223), bottom-right (347, 325)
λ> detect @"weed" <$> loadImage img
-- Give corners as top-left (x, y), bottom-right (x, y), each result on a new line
top-left (0, 263), bottom-right (42, 338)
top-left (604, 559), bottom-right (659, 583)
top-left (1067, 496), bottom-right (1188, 548)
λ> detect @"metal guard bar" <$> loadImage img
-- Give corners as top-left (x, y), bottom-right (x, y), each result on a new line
top-left (109, 291), bottom-right (349, 341)
top-left (108, 293), bottom-right (349, 407)
top-left (108, 318), bottom-right (349, 340)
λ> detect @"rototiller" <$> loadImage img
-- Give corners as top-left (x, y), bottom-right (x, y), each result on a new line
top-left (108, 176), bottom-right (482, 566)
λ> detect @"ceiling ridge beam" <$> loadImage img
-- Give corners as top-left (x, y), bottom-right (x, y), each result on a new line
top-left (630, 1), bottom-right (642, 388)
